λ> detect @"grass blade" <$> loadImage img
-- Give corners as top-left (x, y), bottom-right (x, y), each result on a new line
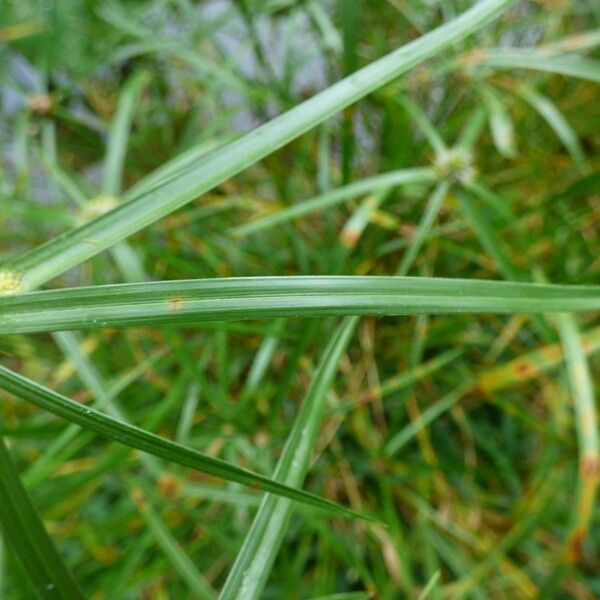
top-left (101, 71), bottom-right (150, 282)
top-left (396, 181), bottom-right (450, 276)
top-left (218, 317), bottom-right (359, 600)
top-left (1, 276), bottom-right (600, 334)
top-left (128, 480), bottom-right (217, 599)
top-left (418, 571), bottom-right (442, 600)
top-left (1, 0), bottom-right (517, 292)
top-left (102, 71), bottom-right (149, 197)
top-left (554, 314), bottom-right (600, 563)
top-left (466, 49), bottom-right (600, 83)
top-left (385, 382), bottom-right (472, 456)
top-left (396, 95), bottom-right (447, 156)
top-left (479, 84), bottom-right (517, 158)
top-left (516, 85), bottom-right (588, 170)
top-left (232, 167), bottom-right (437, 237)
top-left (0, 365), bottom-right (368, 519)
top-left (0, 436), bottom-right (85, 599)
top-left (479, 323), bottom-right (600, 393)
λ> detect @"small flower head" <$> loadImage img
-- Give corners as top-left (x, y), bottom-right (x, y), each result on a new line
top-left (434, 147), bottom-right (476, 184)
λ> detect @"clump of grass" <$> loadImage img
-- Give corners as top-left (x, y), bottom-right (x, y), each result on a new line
top-left (1, 0), bottom-right (600, 598)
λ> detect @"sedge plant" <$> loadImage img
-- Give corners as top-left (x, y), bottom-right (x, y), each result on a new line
top-left (1, 0), bottom-right (600, 598)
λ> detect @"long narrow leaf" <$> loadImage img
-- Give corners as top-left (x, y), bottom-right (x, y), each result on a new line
top-left (516, 85), bottom-right (588, 170)
top-left (128, 479), bottom-right (217, 599)
top-left (102, 71), bottom-right (149, 197)
top-left (1, 276), bottom-right (600, 334)
top-left (0, 365), bottom-right (369, 519)
top-left (467, 49), bottom-right (600, 83)
top-left (219, 317), bottom-right (359, 600)
top-left (233, 167), bottom-right (436, 237)
top-left (555, 314), bottom-right (600, 563)
top-left (385, 382), bottom-right (471, 455)
top-left (397, 181), bottom-right (450, 275)
top-left (0, 436), bottom-right (85, 599)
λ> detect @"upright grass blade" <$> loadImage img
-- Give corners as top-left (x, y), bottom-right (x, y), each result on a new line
top-left (340, 0), bottom-right (360, 184)
top-left (128, 479), bottom-right (217, 600)
top-left (101, 71), bottom-right (150, 283)
top-left (395, 95), bottom-right (447, 156)
top-left (1, 276), bottom-right (600, 334)
top-left (418, 571), bottom-right (442, 600)
top-left (219, 317), bottom-right (359, 600)
top-left (0, 436), bottom-right (85, 599)
top-left (396, 181), bottom-right (450, 276)
top-left (516, 85), bottom-right (588, 171)
top-left (0, 365), bottom-right (368, 518)
top-left (454, 190), bottom-right (520, 281)
top-left (102, 71), bottom-right (149, 197)
top-left (236, 319), bottom-right (285, 414)
top-left (479, 84), bottom-right (517, 158)
top-left (554, 314), bottom-right (600, 564)
top-left (0, 0), bottom-right (517, 292)
top-left (462, 179), bottom-right (515, 225)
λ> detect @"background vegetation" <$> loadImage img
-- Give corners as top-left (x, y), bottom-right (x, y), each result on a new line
top-left (1, 0), bottom-right (599, 598)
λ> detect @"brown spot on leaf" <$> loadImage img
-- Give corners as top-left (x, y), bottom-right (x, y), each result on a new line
top-left (515, 361), bottom-right (534, 376)
top-left (168, 297), bottom-right (184, 311)
top-left (157, 473), bottom-right (180, 498)
top-left (567, 528), bottom-right (585, 564)
top-left (581, 453), bottom-right (600, 480)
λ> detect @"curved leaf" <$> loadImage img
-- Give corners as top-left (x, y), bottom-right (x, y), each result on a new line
top-left (0, 365), bottom-right (370, 520)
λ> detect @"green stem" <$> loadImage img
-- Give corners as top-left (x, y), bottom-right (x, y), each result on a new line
top-left (0, 436), bottom-right (85, 599)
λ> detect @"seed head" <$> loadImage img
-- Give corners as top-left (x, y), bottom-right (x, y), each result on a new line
top-left (434, 147), bottom-right (476, 184)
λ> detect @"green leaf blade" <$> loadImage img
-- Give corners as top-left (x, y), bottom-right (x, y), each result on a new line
top-left (0, 436), bottom-right (85, 599)
top-left (0, 365), bottom-right (368, 520)
top-left (1, 276), bottom-right (600, 335)
top-left (219, 317), bottom-right (359, 600)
